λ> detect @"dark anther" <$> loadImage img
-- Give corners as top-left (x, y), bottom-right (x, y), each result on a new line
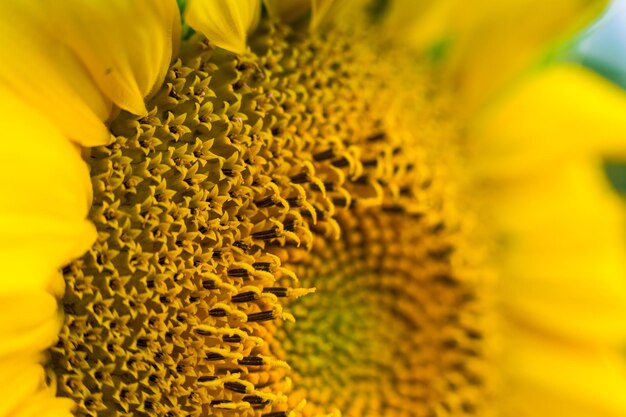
top-left (209, 308), bottom-right (227, 317)
top-left (206, 352), bottom-right (225, 361)
top-left (462, 402), bottom-right (477, 413)
top-left (382, 204), bottom-right (405, 213)
top-left (198, 375), bottom-right (218, 382)
top-left (252, 262), bottom-right (272, 271)
top-left (212, 250), bottom-right (222, 259)
top-left (136, 338), bottom-right (149, 348)
top-left (283, 220), bottom-right (297, 232)
top-left (428, 246), bottom-right (455, 261)
top-left (290, 171), bottom-right (310, 184)
top-left (430, 221), bottom-right (446, 234)
top-left (210, 400), bottom-right (233, 406)
top-left (441, 338), bottom-right (459, 350)
top-left (195, 328), bottom-right (212, 336)
top-left (149, 374), bottom-right (158, 383)
top-left (399, 186), bottom-right (412, 195)
top-left (198, 225), bottom-right (208, 234)
top-left (223, 334), bottom-right (242, 343)
top-left (231, 291), bottom-right (258, 303)
top-left (233, 80), bottom-right (244, 90)
top-left (202, 280), bottom-right (217, 290)
top-left (144, 400), bottom-right (155, 410)
top-left (362, 158), bottom-right (378, 167)
top-left (146, 279), bottom-right (155, 288)
top-left (262, 412), bottom-right (288, 417)
top-left (331, 157), bottom-right (350, 168)
top-left (353, 174), bottom-right (370, 185)
top-left (313, 149), bottom-right (336, 161)
top-left (228, 268), bottom-right (250, 278)
top-left (466, 329), bottom-right (482, 340)
top-left (433, 274), bottom-right (459, 287)
top-left (255, 195), bottom-right (276, 208)
top-left (310, 181), bottom-right (335, 192)
top-left (176, 364), bottom-right (185, 373)
top-left (271, 128), bottom-right (281, 136)
top-left (225, 382), bottom-right (248, 394)
top-left (159, 295), bottom-right (170, 304)
top-left (332, 197), bottom-right (349, 207)
top-left (262, 287), bottom-right (287, 297)
top-left (61, 265), bottom-right (72, 275)
top-left (366, 132), bottom-right (386, 142)
top-left (222, 168), bottom-right (235, 177)
top-left (243, 395), bottom-right (270, 405)
top-left (246, 310), bottom-right (275, 322)
top-left (233, 241), bottom-right (251, 252)
top-left (392, 147), bottom-right (402, 155)
top-left (189, 295), bottom-right (200, 303)
top-left (239, 356), bottom-right (265, 366)
top-left (252, 228), bottom-right (279, 240)
top-left (286, 196), bottom-right (301, 207)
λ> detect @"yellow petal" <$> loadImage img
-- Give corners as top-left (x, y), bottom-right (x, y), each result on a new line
top-left (0, 291), bottom-right (60, 359)
top-left (0, 87), bottom-right (96, 292)
top-left (0, 0), bottom-right (179, 146)
top-left (311, 0), bottom-right (336, 30)
top-left (502, 330), bottom-right (626, 417)
top-left (263, 0), bottom-right (311, 23)
top-left (46, 0), bottom-right (179, 116)
top-left (473, 64), bottom-right (626, 179)
top-left (493, 160), bottom-right (626, 345)
top-left (186, 0), bottom-right (261, 55)
top-left (452, 0), bottom-right (607, 112)
top-left (391, 0), bottom-right (606, 112)
top-left (0, 355), bottom-right (73, 417)
top-left (263, 0), bottom-right (339, 30)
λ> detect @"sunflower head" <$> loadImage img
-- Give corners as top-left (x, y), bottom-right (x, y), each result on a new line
top-left (2, 1), bottom-right (626, 417)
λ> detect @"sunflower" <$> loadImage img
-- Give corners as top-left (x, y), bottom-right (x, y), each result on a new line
top-left (2, 0), bottom-right (626, 416)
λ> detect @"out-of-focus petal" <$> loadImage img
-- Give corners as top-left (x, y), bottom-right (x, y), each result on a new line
top-left (387, 0), bottom-right (607, 112)
top-left (502, 329), bottom-right (626, 417)
top-left (493, 160), bottom-right (626, 345)
top-left (186, 0), bottom-right (261, 55)
top-left (473, 64), bottom-right (626, 179)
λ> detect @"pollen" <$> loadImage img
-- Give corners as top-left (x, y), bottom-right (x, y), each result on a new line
top-left (47, 21), bottom-right (492, 417)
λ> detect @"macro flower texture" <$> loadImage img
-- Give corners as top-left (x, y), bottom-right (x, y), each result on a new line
top-left (2, 0), bottom-right (626, 416)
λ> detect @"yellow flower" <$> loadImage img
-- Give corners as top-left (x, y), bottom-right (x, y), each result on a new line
top-left (1, 0), bottom-right (626, 416)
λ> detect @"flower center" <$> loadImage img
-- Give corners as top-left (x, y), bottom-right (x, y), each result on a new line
top-left (47, 21), bottom-right (491, 417)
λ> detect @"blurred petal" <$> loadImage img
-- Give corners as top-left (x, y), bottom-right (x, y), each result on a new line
top-left (450, 0), bottom-right (607, 112)
top-left (494, 160), bottom-right (626, 345)
top-left (503, 330), bottom-right (626, 417)
top-left (263, 0), bottom-right (310, 23)
top-left (186, 0), bottom-right (261, 55)
top-left (389, 0), bottom-right (607, 112)
top-left (473, 64), bottom-right (626, 179)
top-left (0, 87), bottom-right (96, 292)
top-left (0, 0), bottom-right (179, 146)
top-left (0, 354), bottom-right (73, 417)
